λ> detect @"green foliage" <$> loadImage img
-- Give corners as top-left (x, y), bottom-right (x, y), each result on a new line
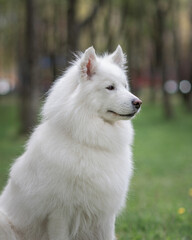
top-left (0, 97), bottom-right (25, 188)
top-left (0, 98), bottom-right (192, 239)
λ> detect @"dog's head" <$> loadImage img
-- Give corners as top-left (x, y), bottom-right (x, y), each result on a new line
top-left (79, 46), bottom-right (142, 123)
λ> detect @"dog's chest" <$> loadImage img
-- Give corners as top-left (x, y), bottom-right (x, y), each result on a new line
top-left (51, 145), bottom-right (132, 212)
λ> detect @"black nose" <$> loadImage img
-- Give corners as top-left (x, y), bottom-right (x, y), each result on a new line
top-left (132, 98), bottom-right (142, 110)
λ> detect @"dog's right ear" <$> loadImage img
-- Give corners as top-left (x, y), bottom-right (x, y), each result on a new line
top-left (80, 47), bottom-right (97, 80)
top-left (110, 45), bottom-right (126, 69)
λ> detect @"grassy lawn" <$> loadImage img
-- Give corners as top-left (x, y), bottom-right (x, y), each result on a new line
top-left (0, 97), bottom-right (26, 188)
top-left (0, 96), bottom-right (192, 239)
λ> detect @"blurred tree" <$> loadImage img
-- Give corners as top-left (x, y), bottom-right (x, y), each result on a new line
top-left (188, 0), bottom-right (192, 111)
top-left (172, 0), bottom-right (182, 84)
top-left (0, 0), bottom-right (21, 69)
top-left (104, 0), bottom-right (116, 52)
top-left (153, 0), bottom-right (174, 118)
top-left (49, 1), bottom-right (61, 81)
top-left (184, 0), bottom-right (192, 112)
top-left (116, 0), bottom-right (147, 93)
top-left (19, 0), bottom-right (40, 134)
top-left (66, 0), bottom-right (105, 63)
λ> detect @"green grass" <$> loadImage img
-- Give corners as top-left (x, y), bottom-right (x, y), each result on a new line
top-left (0, 97), bottom-right (192, 239)
top-left (0, 97), bottom-right (25, 188)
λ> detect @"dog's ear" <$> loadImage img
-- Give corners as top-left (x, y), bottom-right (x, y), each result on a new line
top-left (80, 47), bottom-right (97, 79)
top-left (111, 45), bottom-right (126, 69)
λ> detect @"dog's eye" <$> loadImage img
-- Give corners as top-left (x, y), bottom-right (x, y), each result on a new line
top-left (106, 85), bottom-right (115, 90)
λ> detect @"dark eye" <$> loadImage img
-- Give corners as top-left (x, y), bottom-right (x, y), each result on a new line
top-left (106, 85), bottom-right (115, 90)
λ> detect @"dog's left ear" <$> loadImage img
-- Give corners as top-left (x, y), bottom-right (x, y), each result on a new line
top-left (111, 45), bottom-right (126, 69)
top-left (80, 46), bottom-right (97, 80)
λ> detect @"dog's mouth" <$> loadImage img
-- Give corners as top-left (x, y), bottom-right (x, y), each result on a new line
top-left (107, 110), bottom-right (136, 118)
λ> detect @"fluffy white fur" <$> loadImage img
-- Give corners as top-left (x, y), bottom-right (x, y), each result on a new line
top-left (0, 46), bottom-right (141, 240)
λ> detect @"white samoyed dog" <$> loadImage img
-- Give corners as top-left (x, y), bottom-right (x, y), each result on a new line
top-left (0, 46), bottom-right (142, 240)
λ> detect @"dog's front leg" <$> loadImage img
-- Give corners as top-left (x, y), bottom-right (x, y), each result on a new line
top-left (98, 215), bottom-right (117, 240)
top-left (47, 209), bottom-right (69, 240)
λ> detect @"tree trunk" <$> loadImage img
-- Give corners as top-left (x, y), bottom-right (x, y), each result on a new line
top-left (19, 0), bottom-right (40, 134)
top-left (156, 0), bottom-right (173, 118)
top-left (66, 0), bottom-right (105, 65)
top-left (149, 57), bottom-right (156, 103)
top-left (186, 0), bottom-right (192, 111)
top-left (162, 49), bottom-right (173, 118)
top-left (66, 0), bottom-right (78, 64)
top-left (105, 0), bottom-right (114, 52)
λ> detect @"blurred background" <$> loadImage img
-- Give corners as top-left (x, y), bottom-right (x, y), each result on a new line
top-left (0, 0), bottom-right (192, 239)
